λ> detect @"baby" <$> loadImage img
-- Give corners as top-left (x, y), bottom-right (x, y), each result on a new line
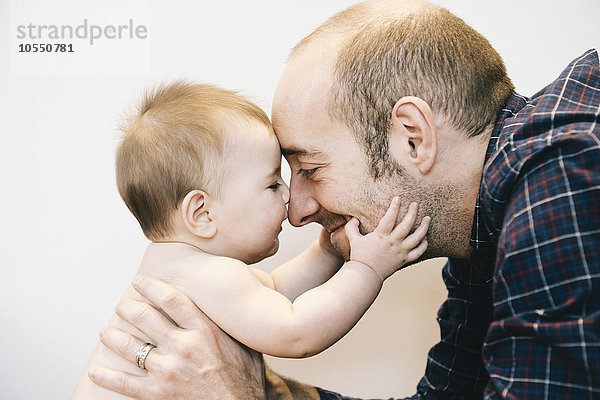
top-left (72, 81), bottom-right (430, 399)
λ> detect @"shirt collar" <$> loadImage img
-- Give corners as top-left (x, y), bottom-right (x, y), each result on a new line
top-left (469, 92), bottom-right (529, 253)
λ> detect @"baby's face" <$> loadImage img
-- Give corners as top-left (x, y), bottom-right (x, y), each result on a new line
top-left (212, 120), bottom-right (289, 264)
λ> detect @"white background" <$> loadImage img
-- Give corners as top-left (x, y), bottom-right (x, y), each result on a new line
top-left (1, 1), bottom-right (599, 399)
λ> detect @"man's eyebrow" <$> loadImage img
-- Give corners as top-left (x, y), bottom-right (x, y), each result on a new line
top-left (281, 146), bottom-right (325, 158)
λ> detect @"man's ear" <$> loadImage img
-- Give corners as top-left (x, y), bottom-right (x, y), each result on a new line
top-left (389, 96), bottom-right (437, 175)
top-left (180, 190), bottom-right (217, 239)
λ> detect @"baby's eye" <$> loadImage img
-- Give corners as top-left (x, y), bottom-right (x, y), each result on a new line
top-left (297, 167), bottom-right (317, 178)
top-left (268, 181), bottom-right (282, 190)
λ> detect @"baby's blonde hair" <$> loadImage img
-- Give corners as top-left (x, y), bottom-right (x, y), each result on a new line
top-left (116, 81), bottom-right (271, 240)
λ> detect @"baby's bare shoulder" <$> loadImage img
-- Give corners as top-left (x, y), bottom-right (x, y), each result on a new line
top-left (179, 252), bottom-right (247, 271)
top-left (163, 253), bottom-right (249, 293)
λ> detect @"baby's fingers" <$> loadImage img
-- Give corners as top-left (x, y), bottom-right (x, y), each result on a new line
top-left (344, 217), bottom-right (362, 241)
top-left (391, 202), bottom-right (419, 240)
top-left (402, 216), bottom-right (431, 249)
top-left (375, 197), bottom-right (401, 235)
top-left (406, 239), bottom-right (428, 262)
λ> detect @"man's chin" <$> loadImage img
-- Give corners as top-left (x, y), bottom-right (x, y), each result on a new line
top-left (330, 228), bottom-right (351, 261)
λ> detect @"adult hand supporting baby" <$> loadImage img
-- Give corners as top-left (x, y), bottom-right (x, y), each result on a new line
top-left (89, 276), bottom-right (266, 400)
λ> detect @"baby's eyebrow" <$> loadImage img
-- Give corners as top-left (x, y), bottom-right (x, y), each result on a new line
top-left (271, 166), bottom-right (282, 177)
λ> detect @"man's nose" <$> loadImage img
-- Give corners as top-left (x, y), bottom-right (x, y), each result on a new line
top-left (287, 175), bottom-right (320, 227)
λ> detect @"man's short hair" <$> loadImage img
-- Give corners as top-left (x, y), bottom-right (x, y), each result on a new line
top-left (293, 0), bottom-right (514, 178)
top-left (115, 81), bottom-right (271, 240)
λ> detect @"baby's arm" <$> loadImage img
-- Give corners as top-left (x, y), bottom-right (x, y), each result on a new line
top-left (252, 228), bottom-right (344, 300)
top-left (187, 198), bottom-right (430, 358)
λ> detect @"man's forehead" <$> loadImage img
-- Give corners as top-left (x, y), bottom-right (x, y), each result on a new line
top-left (275, 114), bottom-right (354, 163)
top-left (273, 112), bottom-right (333, 160)
top-left (272, 51), bottom-right (334, 125)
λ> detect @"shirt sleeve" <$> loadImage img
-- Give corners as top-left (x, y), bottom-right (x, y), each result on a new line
top-left (484, 134), bottom-right (600, 398)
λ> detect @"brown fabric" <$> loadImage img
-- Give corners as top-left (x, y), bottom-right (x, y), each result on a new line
top-left (265, 365), bottom-right (321, 400)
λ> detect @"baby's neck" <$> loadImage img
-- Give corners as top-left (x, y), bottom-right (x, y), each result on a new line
top-left (137, 241), bottom-right (210, 278)
top-left (152, 240), bottom-right (204, 253)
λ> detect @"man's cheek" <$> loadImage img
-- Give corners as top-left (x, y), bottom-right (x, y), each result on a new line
top-left (358, 218), bottom-right (379, 235)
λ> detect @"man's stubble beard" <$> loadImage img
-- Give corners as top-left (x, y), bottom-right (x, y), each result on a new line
top-left (329, 172), bottom-right (472, 263)
top-left (327, 173), bottom-right (407, 261)
top-left (412, 178), bottom-right (472, 260)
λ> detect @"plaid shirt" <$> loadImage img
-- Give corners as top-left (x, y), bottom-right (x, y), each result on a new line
top-left (318, 49), bottom-right (600, 400)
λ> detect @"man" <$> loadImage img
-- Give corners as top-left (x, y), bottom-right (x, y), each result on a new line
top-left (89, 0), bottom-right (600, 398)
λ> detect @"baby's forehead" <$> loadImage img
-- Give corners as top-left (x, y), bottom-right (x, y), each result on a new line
top-left (225, 116), bottom-right (278, 143)
top-left (219, 124), bottom-right (283, 181)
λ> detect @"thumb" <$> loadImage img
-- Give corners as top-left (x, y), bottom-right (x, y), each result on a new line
top-left (344, 218), bottom-right (361, 241)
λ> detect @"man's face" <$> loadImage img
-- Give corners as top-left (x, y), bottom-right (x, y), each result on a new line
top-left (272, 72), bottom-right (406, 259)
top-left (272, 44), bottom-right (484, 262)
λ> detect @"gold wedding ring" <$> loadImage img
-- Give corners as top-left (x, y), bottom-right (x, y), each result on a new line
top-left (135, 342), bottom-right (156, 370)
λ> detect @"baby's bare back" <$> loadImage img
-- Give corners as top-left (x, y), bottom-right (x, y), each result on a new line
top-left (71, 243), bottom-right (206, 399)
top-left (71, 285), bottom-right (155, 400)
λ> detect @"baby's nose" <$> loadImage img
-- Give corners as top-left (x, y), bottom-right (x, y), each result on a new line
top-left (282, 183), bottom-right (290, 204)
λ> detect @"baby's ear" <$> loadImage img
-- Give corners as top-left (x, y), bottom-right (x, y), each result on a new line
top-left (180, 190), bottom-right (217, 239)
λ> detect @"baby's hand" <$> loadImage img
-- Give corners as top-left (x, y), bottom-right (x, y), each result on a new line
top-left (345, 198), bottom-right (430, 280)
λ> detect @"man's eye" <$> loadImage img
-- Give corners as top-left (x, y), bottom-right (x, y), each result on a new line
top-left (297, 168), bottom-right (317, 178)
top-left (268, 182), bottom-right (282, 190)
